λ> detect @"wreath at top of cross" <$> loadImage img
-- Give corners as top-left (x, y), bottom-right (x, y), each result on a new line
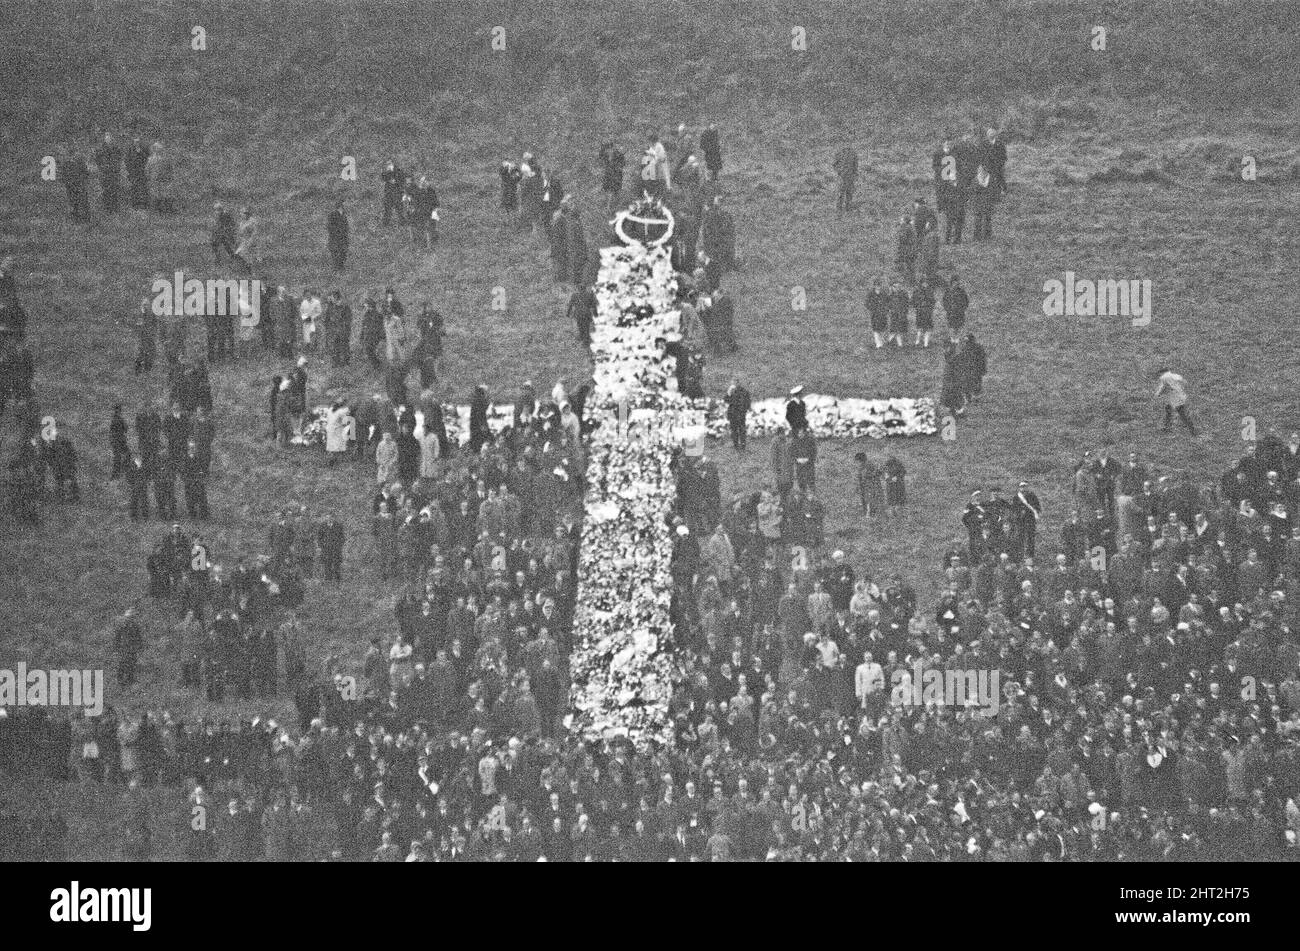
top-left (612, 193), bottom-right (675, 247)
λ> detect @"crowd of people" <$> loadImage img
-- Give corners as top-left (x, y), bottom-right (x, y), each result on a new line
top-left (56, 131), bottom-right (177, 222)
top-left (6, 432), bottom-right (1298, 860)
top-left (10, 115), bottom-right (1297, 864)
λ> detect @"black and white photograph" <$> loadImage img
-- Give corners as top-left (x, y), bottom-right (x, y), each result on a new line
top-left (0, 0), bottom-right (1295, 927)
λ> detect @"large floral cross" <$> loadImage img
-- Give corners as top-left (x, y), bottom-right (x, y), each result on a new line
top-left (562, 228), bottom-right (938, 747)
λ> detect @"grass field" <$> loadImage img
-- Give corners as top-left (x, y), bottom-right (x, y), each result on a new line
top-left (1, 0), bottom-right (1299, 856)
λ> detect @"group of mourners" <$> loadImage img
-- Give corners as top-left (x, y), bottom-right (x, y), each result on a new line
top-left (56, 130), bottom-right (178, 222)
top-left (13, 114), bottom-right (1300, 864)
top-left (9, 413), bottom-right (1298, 860)
top-left (832, 127), bottom-right (1008, 244)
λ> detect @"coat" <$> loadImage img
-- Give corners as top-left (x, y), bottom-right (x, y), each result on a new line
top-left (375, 437), bottom-right (398, 485)
top-left (325, 406), bottom-right (353, 453)
top-left (771, 436), bottom-right (794, 489)
top-left (419, 430), bottom-right (441, 476)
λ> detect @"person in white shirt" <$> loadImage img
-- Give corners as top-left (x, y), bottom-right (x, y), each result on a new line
top-left (855, 651), bottom-right (884, 712)
top-left (640, 132), bottom-right (671, 199)
top-left (1154, 367), bottom-right (1196, 435)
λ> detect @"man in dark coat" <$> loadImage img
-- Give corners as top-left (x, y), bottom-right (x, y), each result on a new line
top-left (211, 202), bottom-right (237, 264)
top-left (181, 438), bottom-right (210, 519)
top-left (360, 298), bottom-right (384, 370)
top-left (942, 274), bottom-right (969, 341)
top-left (958, 333), bottom-right (987, 404)
top-left (126, 453), bottom-right (150, 519)
top-left (325, 291), bottom-right (353, 367)
top-left (327, 200), bottom-right (350, 269)
top-left (92, 132), bottom-right (124, 214)
top-left (866, 278), bottom-right (888, 349)
top-left (126, 137), bottom-right (151, 209)
top-left (1011, 481), bottom-right (1043, 558)
top-left (785, 386), bottom-right (807, 434)
top-left (598, 142), bottom-right (625, 215)
top-left (414, 304), bottom-right (443, 389)
top-left (700, 197), bottom-right (736, 272)
top-left (48, 429), bottom-right (79, 503)
top-left (832, 146), bottom-right (858, 214)
top-left (567, 287), bottom-right (596, 347)
top-left (318, 515), bottom-right (345, 581)
top-left (381, 160), bottom-right (406, 225)
top-left (932, 135), bottom-right (963, 243)
top-left (60, 149), bottom-right (91, 222)
top-left (791, 428), bottom-right (817, 490)
top-left (699, 123), bottom-right (722, 180)
top-left (114, 610), bottom-right (144, 686)
top-left (725, 379), bottom-right (752, 451)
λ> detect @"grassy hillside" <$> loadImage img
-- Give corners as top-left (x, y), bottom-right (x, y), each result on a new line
top-left (0, 0), bottom-right (1298, 857)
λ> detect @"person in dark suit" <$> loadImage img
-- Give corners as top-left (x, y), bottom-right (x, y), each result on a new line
top-left (699, 123), bottom-right (722, 180)
top-left (181, 438), bottom-right (209, 519)
top-left (125, 137), bottom-right (150, 209)
top-left (932, 135), bottom-right (963, 243)
top-left (725, 379), bottom-right (752, 451)
top-left (380, 159), bottom-right (406, 225)
top-left (60, 148), bottom-right (92, 222)
top-left (785, 385), bottom-right (807, 434)
top-left (327, 200), bottom-right (350, 270)
top-left (941, 274), bottom-right (969, 341)
top-left (1012, 481), bottom-right (1043, 558)
top-left (866, 278), bottom-right (888, 349)
top-left (833, 146), bottom-right (858, 213)
top-left (92, 132), bottom-right (124, 214)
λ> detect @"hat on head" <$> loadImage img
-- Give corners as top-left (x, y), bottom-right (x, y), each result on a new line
top-left (789, 385), bottom-right (804, 396)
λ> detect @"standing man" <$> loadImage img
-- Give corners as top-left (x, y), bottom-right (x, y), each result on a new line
top-left (60, 148), bottom-right (92, 223)
top-left (380, 159), bottom-right (406, 225)
top-left (211, 202), bottom-right (237, 264)
top-left (791, 427), bottom-right (817, 491)
top-left (725, 378), bottom-right (752, 452)
top-left (597, 141), bottom-right (626, 216)
top-left (771, 428), bottom-right (794, 502)
top-left (1154, 367), bottom-right (1197, 435)
top-left (181, 438), bottom-right (210, 519)
top-left (894, 216), bottom-right (917, 285)
top-left (125, 136), bottom-right (151, 210)
top-left (969, 171), bottom-right (996, 242)
top-left (114, 609), bottom-right (144, 687)
top-left (567, 286), bottom-right (597, 348)
top-left (785, 385), bottom-right (808, 435)
top-left (700, 196), bottom-right (736, 272)
top-left (1011, 481), bottom-right (1042, 558)
top-left (699, 123), bottom-right (722, 181)
top-left (318, 514), bottom-right (345, 581)
top-left (832, 145), bottom-right (858, 215)
top-left (326, 290), bottom-right (353, 368)
top-left (932, 135), bottom-right (962, 243)
top-left (887, 280), bottom-right (910, 349)
top-left (327, 200), bottom-right (350, 270)
top-left (640, 131), bottom-right (671, 199)
top-left (866, 278), bottom-right (888, 350)
top-left (982, 128), bottom-right (1008, 196)
top-left (941, 274), bottom-right (969, 341)
top-left (92, 132), bottom-right (124, 214)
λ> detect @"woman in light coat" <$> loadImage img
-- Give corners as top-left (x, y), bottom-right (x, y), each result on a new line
top-left (325, 403), bottom-right (353, 465)
top-left (419, 421), bottom-right (442, 477)
top-left (375, 431), bottom-right (399, 486)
